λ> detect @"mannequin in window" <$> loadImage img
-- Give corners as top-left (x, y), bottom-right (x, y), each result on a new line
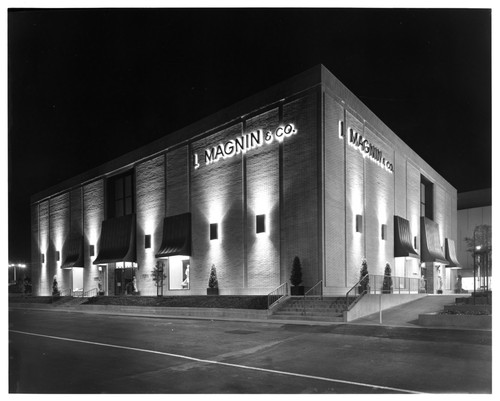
top-left (182, 266), bottom-right (189, 289)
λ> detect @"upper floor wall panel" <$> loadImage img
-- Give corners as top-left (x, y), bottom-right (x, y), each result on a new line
top-left (31, 64), bottom-right (456, 204)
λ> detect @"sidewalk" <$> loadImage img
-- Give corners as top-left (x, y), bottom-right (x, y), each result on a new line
top-left (9, 294), bottom-right (488, 331)
top-left (352, 295), bottom-right (465, 327)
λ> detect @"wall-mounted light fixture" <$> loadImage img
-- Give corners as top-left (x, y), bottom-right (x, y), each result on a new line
top-left (90, 245), bottom-right (95, 257)
top-left (356, 215), bottom-right (363, 233)
top-left (381, 224), bottom-right (387, 240)
top-left (56, 251), bottom-right (60, 261)
top-left (256, 214), bottom-right (266, 234)
top-left (145, 234), bottom-right (151, 249)
top-left (210, 223), bottom-right (218, 240)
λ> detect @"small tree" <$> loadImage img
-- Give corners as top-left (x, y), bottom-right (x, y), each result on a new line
top-left (464, 224), bottom-right (492, 253)
top-left (52, 276), bottom-right (60, 296)
top-left (359, 259), bottom-right (369, 293)
top-left (208, 264), bottom-right (218, 289)
top-left (382, 262), bottom-right (393, 294)
top-left (152, 261), bottom-right (167, 296)
top-left (290, 256), bottom-right (303, 287)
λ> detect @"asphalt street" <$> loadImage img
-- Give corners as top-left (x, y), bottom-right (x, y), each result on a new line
top-left (9, 308), bottom-right (492, 394)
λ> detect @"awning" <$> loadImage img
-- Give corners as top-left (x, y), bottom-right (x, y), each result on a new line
top-left (155, 212), bottom-right (191, 258)
top-left (61, 233), bottom-right (84, 268)
top-left (394, 215), bottom-right (419, 258)
top-left (93, 214), bottom-right (136, 264)
top-left (444, 238), bottom-right (462, 269)
top-left (420, 217), bottom-right (448, 264)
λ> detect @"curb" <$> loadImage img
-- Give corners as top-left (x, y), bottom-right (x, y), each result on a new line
top-left (9, 303), bottom-right (492, 332)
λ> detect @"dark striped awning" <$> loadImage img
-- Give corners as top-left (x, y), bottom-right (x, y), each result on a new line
top-left (445, 238), bottom-right (462, 269)
top-left (155, 213), bottom-right (191, 258)
top-left (394, 215), bottom-right (419, 258)
top-left (420, 217), bottom-right (448, 265)
top-left (93, 214), bottom-right (136, 264)
top-left (61, 233), bottom-right (84, 268)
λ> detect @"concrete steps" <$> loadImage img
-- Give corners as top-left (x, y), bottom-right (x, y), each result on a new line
top-left (271, 297), bottom-right (349, 322)
top-left (53, 297), bottom-right (89, 307)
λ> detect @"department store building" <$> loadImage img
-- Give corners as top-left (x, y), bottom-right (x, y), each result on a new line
top-left (30, 65), bottom-right (460, 297)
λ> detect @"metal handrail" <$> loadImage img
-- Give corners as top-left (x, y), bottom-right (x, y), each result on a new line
top-left (268, 282), bottom-right (289, 310)
top-left (302, 280), bottom-right (323, 316)
top-left (83, 288), bottom-right (98, 298)
top-left (368, 274), bottom-right (424, 295)
top-left (345, 274), bottom-right (369, 310)
top-left (304, 280), bottom-right (323, 300)
top-left (345, 274), bottom-right (426, 310)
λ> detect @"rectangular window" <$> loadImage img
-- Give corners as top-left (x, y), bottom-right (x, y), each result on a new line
top-left (420, 176), bottom-right (434, 220)
top-left (107, 171), bottom-right (135, 218)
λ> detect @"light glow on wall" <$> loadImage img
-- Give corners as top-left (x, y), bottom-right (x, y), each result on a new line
top-left (143, 217), bottom-right (156, 243)
top-left (208, 197), bottom-right (225, 225)
top-left (254, 192), bottom-right (271, 217)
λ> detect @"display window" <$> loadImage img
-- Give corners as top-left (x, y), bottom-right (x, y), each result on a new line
top-left (168, 256), bottom-right (190, 290)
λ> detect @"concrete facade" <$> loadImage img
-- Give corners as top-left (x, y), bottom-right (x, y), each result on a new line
top-left (31, 65), bottom-right (458, 297)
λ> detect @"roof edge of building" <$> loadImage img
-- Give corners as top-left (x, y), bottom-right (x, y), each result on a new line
top-left (31, 63), bottom-right (458, 203)
top-left (457, 188), bottom-right (492, 210)
top-left (320, 66), bottom-right (457, 195)
top-left (31, 64), bottom-right (325, 204)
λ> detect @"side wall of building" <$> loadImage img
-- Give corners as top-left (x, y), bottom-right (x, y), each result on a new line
top-left (323, 84), bottom-right (458, 296)
top-left (31, 88), bottom-right (321, 296)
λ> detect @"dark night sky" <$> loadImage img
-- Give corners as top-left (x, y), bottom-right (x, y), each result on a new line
top-left (7, 8), bottom-right (492, 262)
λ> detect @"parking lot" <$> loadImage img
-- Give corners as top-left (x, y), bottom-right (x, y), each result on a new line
top-left (9, 308), bottom-right (492, 394)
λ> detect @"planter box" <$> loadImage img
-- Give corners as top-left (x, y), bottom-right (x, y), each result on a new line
top-left (207, 288), bottom-right (219, 296)
top-left (290, 286), bottom-right (304, 296)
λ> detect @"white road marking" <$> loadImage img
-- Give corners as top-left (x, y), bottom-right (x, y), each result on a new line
top-left (10, 329), bottom-right (423, 394)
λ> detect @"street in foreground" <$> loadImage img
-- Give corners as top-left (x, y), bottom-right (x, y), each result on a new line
top-left (9, 309), bottom-right (491, 394)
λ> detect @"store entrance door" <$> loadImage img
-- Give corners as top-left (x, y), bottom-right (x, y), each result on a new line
top-left (73, 268), bottom-right (84, 293)
top-left (114, 268), bottom-right (134, 295)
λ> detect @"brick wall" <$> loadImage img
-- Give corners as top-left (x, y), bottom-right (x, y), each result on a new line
top-left (324, 94), bottom-right (346, 291)
top-left (394, 152), bottom-right (407, 218)
top-left (66, 188), bottom-right (83, 290)
top-left (191, 123), bottom-right (245, 294)
top-left (245, 108), bottom-right (280, 292)
top-left (166, 146), bottom-right (189, 217)
top-left (136, 155), bottom-right (165, 295)
top-left (49, 193), bottom-right (70, 293)
top-left (30, 204), bottom-right (40, 294)
top-left (363, 127), bottom-right (395, 281)
top-left (282, 92), bottom-right (319, 288)
top-left (345, 111), bottom-right (365, 288)
top-left (83, 180), bottom-right (104, 293)
top-left (404, 162), bottom-right (421, 280)
top-left (38, 201), bottom-right (50, 295)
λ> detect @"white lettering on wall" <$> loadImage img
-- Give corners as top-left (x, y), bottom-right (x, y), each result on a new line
top-left (344, 126), bottom-right (394, 173)
top-left (193, 123), bottom-right (297, 169)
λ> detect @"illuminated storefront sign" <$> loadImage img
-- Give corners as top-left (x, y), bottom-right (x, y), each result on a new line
top-left (193, 123), bottom-right (297, 169)
top-left (345, 127), bottom-right (394, 173)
